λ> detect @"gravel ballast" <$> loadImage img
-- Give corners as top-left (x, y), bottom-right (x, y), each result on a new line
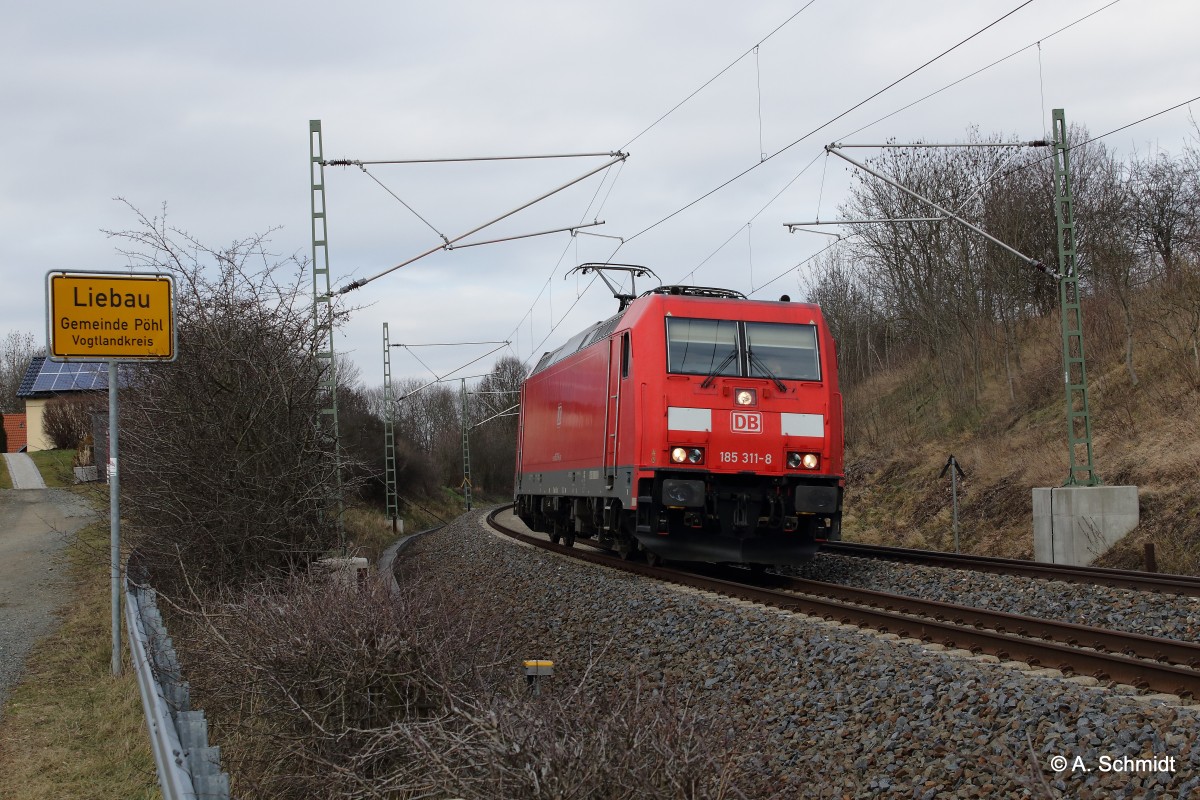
top-left (404, 510), bottom-right (1199, 798)
top-left (785, 553), bottom-right (1200, 645)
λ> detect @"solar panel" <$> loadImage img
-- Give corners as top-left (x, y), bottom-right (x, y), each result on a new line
top-left (30, 360), bottom-right (110, 393)
top-left (18, 356), bottom-right (45, 396)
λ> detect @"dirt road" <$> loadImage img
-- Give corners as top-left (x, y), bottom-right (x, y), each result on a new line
top-left (0, 489), bottom-right (95, 718)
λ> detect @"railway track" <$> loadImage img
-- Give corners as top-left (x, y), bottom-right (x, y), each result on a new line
top-left (487, 506), bottom-right (1200, 700)
top-left (822, 540), bottom-right (1200, 597)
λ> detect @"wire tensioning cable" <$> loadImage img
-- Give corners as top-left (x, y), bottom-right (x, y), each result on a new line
top-left (620, 1), bottom-right (819, 151)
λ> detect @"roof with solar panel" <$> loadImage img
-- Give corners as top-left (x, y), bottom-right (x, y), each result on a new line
top-left (17, 356), bottom-right (116, 398)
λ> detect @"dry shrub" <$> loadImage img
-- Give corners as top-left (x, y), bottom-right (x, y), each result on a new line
top-left (109, 206), bottom-right (346, 590)
top-left (175, 572), bottom-right (754, 800)
top-left (42, 394), bottom-right (102, 449)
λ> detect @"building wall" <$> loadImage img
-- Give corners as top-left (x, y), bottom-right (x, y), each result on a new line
top-left (24, 399), bottom-right (53, 452)
top-left (1, 413), bottom-right (28, 452)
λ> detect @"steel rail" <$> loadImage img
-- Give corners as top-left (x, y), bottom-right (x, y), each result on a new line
top-left (487, 507), bottom-right (1200, 699)
top-left (821, 541), bottom-right (1200, 597)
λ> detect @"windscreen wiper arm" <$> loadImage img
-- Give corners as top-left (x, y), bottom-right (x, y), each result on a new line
top-left (699, 349), bottom-right (738, 388)
top-left (748, 349), bottom-right (787, 392)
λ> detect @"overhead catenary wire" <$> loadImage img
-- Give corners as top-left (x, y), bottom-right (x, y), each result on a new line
top-left (676, 0), bottom-right (1127, 290)
top-left (375, 0), bottom-right (1136, 375)
top-left (398, 343), bottom-right (511, 399)
top-left (336, 153), bottom-right (627, 295)
top-left (753, 89), bottom-right (1200, 298)
top-left (392, 341), bottom-right (510, 347)
top-left (612, 0), bottom-right (1039, 254)
top-left (990, 92), bottom-right (1200, 186)
top-left (833, 0), bottom-right (1125, 143)
top-left (619, 1), bottom-right (818, 151)
top-left (503, 3), bottom-right (817, 353)
top-left (324, 152), bottom-right (625, 166)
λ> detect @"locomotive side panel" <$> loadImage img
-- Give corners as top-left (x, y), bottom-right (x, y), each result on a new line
top-left (519, 343), bottom-right (609, 473)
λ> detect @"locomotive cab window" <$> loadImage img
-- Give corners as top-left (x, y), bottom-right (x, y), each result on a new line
top-left (746, 322), bottom-right (820, 381)
top-left (666, 317), bottom-right (821, 382)
top-left (666, 318), bottom-right (739, 377)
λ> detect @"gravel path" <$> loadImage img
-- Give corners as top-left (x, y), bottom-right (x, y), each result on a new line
top-left (0, 489), bottom-right (95, 718)
top-left (406, 509), bottom-right (1200, 798)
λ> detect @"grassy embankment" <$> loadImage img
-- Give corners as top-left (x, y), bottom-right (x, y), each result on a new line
top-left (840, 295), bottom-right (1200, 575)
top-left (28, 448), bottom-right (76, 488)
top-left (0, 456), bottom-right (10, 489)
top-left (0, 451), bottom-right (159, 799)
top-left (344, 485), bottom-right (485, 563)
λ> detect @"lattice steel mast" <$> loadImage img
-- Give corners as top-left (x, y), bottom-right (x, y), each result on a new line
top-left (817, 111), bottom-right (1101, 486)
top-left (461, 378), bottom-right (473, 511)
top-left (383, 322), bottom-right (399, 530)
top-left (1052, 109), bottom-right (1101, 486)
top-left (308, 120), bottom-right (346, 549)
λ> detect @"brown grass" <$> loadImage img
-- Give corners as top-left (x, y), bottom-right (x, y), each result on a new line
top-left (842, 291), bottom-right (1200, 575)
top-left (0, 520), bottom-right (159, 799)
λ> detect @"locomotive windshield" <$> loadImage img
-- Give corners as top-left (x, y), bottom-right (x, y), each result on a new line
top-left (745, 321), bottom-right (820, 381)
top-left (666, 317), bottom-right (820, 381)
top-left (665, 318), bottom-right (740, 377)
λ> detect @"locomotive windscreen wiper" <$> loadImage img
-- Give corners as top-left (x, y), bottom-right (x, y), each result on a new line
top-left (699, 349), bottom-right (738, 388)
top-left (748, 348), bottom-right (787, 392)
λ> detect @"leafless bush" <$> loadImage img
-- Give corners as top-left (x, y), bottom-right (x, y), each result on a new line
top-left (175, 572), bottom-right (758, 800)
top-left (41, 394), bottom-right (102, 449)
top-left (106, 202), bottom-right (348, 589)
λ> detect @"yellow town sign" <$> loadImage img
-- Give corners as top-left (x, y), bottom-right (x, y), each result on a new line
top-left (47, 272), bottom-right (176, 361)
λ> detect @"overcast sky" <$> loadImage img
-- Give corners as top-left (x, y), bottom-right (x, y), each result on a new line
top-left (4, 0), bottom-right (1198, 387)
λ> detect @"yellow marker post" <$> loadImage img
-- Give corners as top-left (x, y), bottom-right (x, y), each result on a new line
top-left (523, 659), bottom-right (554, 695)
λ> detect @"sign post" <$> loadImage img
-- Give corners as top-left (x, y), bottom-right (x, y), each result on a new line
top-left (939, 455), bottom-right (966, 553)
top-left (46, 271), bottom-right (176, 676)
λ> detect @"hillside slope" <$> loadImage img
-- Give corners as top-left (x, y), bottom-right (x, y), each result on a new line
top-left (839, 294), bottom-right (1200, 576)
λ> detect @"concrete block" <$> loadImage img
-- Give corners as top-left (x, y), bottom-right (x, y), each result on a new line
top-left (1032, 486), bottom-right (1139, 566)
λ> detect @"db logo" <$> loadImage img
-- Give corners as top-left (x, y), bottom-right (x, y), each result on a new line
top-left (731, 411), bottom-right (762, 434)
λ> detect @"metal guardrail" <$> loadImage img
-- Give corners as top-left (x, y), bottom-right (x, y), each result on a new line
top-left (126, 576), bottom-right (230, 799)
top-left (121, 522), bottom-right (444, 798)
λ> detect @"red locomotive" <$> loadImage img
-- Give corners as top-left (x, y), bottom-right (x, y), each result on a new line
top-left (514, 267), bottom-right (844, 565)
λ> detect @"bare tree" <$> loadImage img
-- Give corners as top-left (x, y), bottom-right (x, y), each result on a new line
top-left (1127, 148), bottom-right (1199, 282)
top-left (468, 355), bottom-right (524, 496)
top-left (0, 330), bottom-right (42, 413)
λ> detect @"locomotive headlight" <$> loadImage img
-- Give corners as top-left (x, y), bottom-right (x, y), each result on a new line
top-left (734, 388), bottom-right (757, 406)
top-left (787, 452), bottom-right (820, 470)
top-left (671, 447), bottom-right (705, 464)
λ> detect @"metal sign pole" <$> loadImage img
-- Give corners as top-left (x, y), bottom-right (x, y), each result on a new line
top-left (951, 462), bottom-right (960, 554)
top-left (940, 455), bottom-right (965, 554)
top-left (109, 359), bottom-right (121, 676)
top-left (44, 270), bottom-right (175, 679)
